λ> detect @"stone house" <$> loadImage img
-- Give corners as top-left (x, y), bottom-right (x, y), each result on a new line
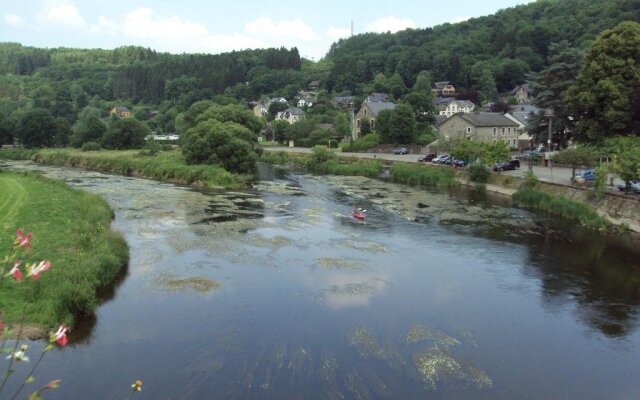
top-left (436, 98), bottom-right (475, 117)
top-left (110, 106), bottom-right (131, 118)
top-left (438, 112), bottom-right (520, 148)
top-left (511, 84), bottom-right (534, 104)
top-left (354, 101), bottom-right (396, 139)
top-left (431, 81), bottom-right (456, 96)
top-left (275, 107), bottom-right (306, 124)
top-left (332, 96), bottom-right (355, 108)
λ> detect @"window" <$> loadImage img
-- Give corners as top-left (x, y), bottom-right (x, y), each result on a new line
top-left (356, 119), bottom-right (360, 127)
top-left (363, 109), bottom-right (367, 115)
top-left (493, 128), bottom-right (497, 136)
top-left (371, 119), bottom-right (375, 129)
top-left (501, 128), bottom-right (505, 135)
top-left (466, 127), bottom-right (471, 134)
top-left (507, 128), bottom-right (511, 134)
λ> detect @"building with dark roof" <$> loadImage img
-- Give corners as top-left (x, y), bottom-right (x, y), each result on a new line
top-left (438, 112), bottom-right (520, 148)
top-left (354, 101), bottom-right (396, 138)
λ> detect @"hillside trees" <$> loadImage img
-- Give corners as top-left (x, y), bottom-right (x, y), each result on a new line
top-left (15, 108), bottom-right (55, 148)
top-left (102, 118), bottom-right (150, 149)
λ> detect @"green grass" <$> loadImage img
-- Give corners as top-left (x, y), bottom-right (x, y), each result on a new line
top-left (0, 171), bottom-right (129, 328)
top-left (0, 149), bottom-right (38, 160)
top-left (32, 148), bottom-right (247, 189)
top-left (390, 163), bottom-right (456, 187)
top-left (512, 188), bottom-right (608, 230)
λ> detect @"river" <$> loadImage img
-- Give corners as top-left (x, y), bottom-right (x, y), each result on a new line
top-left (2, 161), bottom-right (640, 400)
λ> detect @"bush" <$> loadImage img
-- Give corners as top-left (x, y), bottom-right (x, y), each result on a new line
top-left (468, 162), bottom-right (490, 183)
top-left (81, 141), bottom-right (101, 151)
top-left (138, 138), bottom-right (161, 156)
top-left (522, 171), bottom-right (539, 189)
top-left (342, 133), bottom-right (379, 152)
top-left (390, 163), bottom-right (456, 187)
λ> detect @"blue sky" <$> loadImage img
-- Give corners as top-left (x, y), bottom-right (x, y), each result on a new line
top-left (1, 0), bottom-right (534, 60)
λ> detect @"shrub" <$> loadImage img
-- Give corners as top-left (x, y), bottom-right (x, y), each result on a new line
top-left (342, 133), bottom-right (379, 152)
top-left (81, 141), bottom-right (101, 151)
top-left (522, 171), bottom-right (539, 189)
top-left (390, 163), bottom-right (456, 187)
top-left (468, 162), bottom-right (490, 183)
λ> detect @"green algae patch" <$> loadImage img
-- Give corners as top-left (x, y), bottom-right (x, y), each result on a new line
top-left (333, 239), bottom-right (389, 254)
top-left (413, 347), bottom-right (492, 390)
top-left (406, 324), bottom-right (461, 347)
top-left (154, 274), bottom-right (221, 293)
top-left (246, 234), bottom-right (293, 249)
top-left (314, 257), bottom-right (369, 270)
top-left (350, 325), bottom-right (385, 360)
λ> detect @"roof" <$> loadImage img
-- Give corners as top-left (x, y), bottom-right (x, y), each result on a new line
top-left (433, 81), bottom-right (451, 89)
top-left (510, 111), bottom-right (533, 127)
top-left (366, 93), bottom-right (390, 102)
top-left (115, 106), bottom-right (130, 111)
top-left (457, 112), bottom-right (519, 127)
top-left (308, 80), bottom-right (320, 86)
top-left (285, 107), bottom-right (305, 116)
top-left (365, 101), bottom-right (396, 116)
top-left (511, 84), bottom-right (534, 95)
top-left (434, 97), bottom-right (456, 106)
top-left (434, 115), bottom-right (448, 126)
top-left (510, 104), bottom-right (539, 114)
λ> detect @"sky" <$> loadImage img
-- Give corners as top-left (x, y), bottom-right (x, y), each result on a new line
top-left (1, 0), bottom-right (534, 60)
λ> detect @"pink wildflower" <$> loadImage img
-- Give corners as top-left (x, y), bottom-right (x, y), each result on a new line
top-left (8, 261), bottom-right (23, 281)
top-left (30, 260), bottom-right (51, 280)
top-left (54, 325), bottom-right (70, 346)
top-left (15, 229), bottom-right (32, 252)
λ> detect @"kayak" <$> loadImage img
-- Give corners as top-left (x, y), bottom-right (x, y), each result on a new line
top-left (352, 211), bottom-right (366, 220)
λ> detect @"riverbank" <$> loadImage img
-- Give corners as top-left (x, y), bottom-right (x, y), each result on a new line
top-left (0, 171), bottom-right (128, 333)
top-left (0, 148), bottom-right (249, 189)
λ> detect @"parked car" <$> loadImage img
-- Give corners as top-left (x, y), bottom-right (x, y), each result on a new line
top-left (492, 160), bottom-right (520, 171)
top-left (574, 168), bottom-right (597, 185)
top-left (516, 150), bottom-right (542, 160)
top-left (616, 180), bottom-right (640, 194)
top-left (431, 154), bottom-right (449, 163)
top-left (392, 147), bottom-right (408, 155)
top-left (417, 153), bottom-right (437, 162)
top-left (453, 159), bottom-right (470, 168)
top-left (437, 155), bottom-right (452, 164)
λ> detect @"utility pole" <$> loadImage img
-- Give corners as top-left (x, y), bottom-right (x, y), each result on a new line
top-left (545, 107), bottom-right (554, 180)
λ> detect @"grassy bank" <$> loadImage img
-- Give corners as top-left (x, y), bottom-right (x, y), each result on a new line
top-left (0, 171), bottom-right (129, 327)
top-left (390, 163), bottom-right (456, 187)
top-left (0, 149), bottom-right (38, 160)
top-left (22, 148), bottom-right (248, 189)
top-left (512, 188), bottom-right (608, 230)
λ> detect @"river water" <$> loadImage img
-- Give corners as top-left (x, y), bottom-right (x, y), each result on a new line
top-left (2, 161), bottom-right (640, 400)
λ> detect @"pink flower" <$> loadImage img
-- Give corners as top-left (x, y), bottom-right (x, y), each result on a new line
top-left (30, 260), bottom-right (51, 280)
top-left (15, 229), bottom-right (32, 252)
top-left (8, 261), bottom-right (23, 281)
top-left (54, 325), bottom-right (70, 346)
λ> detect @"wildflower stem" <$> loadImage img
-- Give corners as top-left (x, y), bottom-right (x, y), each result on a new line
top-left (124, 390), bottom-right (135, 400)
top-left (9, 348), bottom-right (47, 400)
top-left (0, 286), bottom-right (28, 394)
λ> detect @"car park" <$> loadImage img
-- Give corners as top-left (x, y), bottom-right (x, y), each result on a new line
top-left (392, 147), bottom-right (409, 155)
top-left (417, 153), bottom-right (437, 162)
top-left (492, 160), bottom-right (520, 171)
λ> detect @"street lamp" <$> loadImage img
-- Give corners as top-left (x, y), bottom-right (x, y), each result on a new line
top-left (544, 107), bottom-right (554, 150)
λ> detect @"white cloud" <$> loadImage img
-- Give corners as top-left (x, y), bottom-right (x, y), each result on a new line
top-left (4, 14), bottom-right (25, 27)
top-left (37, 0), bottom-right (85, 28)
top-left (326, 26), bottom-right (351, 39)
top-left (450, 16), bottom-right (470, 23)
top-left (120, 7), bottom-right (208, 40)
top-left (244, 17), bottom-right (318, 41)
top-left (365, 16), bottom-right (415, 33)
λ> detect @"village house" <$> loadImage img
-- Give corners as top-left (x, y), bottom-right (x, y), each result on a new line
top-left (431, 81), bottom-right (456, 96)
top-left (332, 96), bottom-right (355, 108)
top-left (110, 106), bottom-right (131, 118)
top-left (295, 91), bottom-right (316, 108)
top-left (365, 92), bottom-right (390, 103)
top-left (354, 101), bottom-right (396, 139)
top-left (438, 112), bottom-right (520, 148)
top-left (252, 101), bottom-right (270, 118)
top-left (511, 84), bottom-right (534, 104)
top-left (435, 98), bottom-right (475, 117)
top-left (308, 80), bottom-right (320, 91)
top-left (275, 107), bottom-right (306, 124)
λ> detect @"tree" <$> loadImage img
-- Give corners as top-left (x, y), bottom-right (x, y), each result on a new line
top-left (272, 120), bottom-right (290, 143)
top-left (267, 102), bottom-right (288, 121)
top-left (605, 136), bottom-right (640, 192)
top-left (333, 112), bottom-right (351, 136)
top-left (482, 141), bottom-right (511, 165)
top-left (566, 21), bottom-right (640, 142)
top-left (552, 146), bottom-right (599, 182)
top-left (181, 119), bottom-right (258, 174)
top-left (53, 117), bottom-right (72, 147)
top-left (102, 118), bottom-right (150, 149)
top-left (375, 104), bottom-right (417, 144)
top-left (195, 104), bottom-right (263, 134)
top-left (15, 108), bottom-right (56, 148)
top-left (71, 114), bottom-right (106, 147)
top-left (360, 118), bottom-right (371, 136)
top-left (529, 41), bottom-right (583, 145)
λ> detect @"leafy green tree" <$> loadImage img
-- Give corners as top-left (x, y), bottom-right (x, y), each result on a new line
top-left (605, 136), bottom-right (640, 191)
top-left (195, 104), bottom-right (263, 133)
top-left (567, 21), bottom-right (640, 142)
top-left (333, 112), bottom-right (351, 136)
top-left (71, 114), bottom-right (106, 147)
top-left (0, 101), bottom-right (19, 145)
top-left (483, 141), bottom-right (511, 164)
top-left (102, 118), bottom-right (150, 149)
top-left (375, 104), bottom-right (417, 144)
top-left (411, 70), bottom-right (432, 94)
top-left (15, 108), bottom-right (55, 148)
top-left (272, 120), bottom-right (290, 143)
top-left (30, 85), bottom-right (55, 110)
top-left (402, 92), bottom-right (435, 125)
top-left (552, 146), bottom-right (599, 182)
top-left (450, 140), bottom-right (485, 162)
top-left (181, 119), bottom-right (258, 174)
top-left (267, 102), bottom-right (288, 121)
top-left (53, 117), bottom-right (72, 147)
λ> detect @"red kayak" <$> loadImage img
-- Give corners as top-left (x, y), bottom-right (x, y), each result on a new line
top-left (352, 211), bottom-right (366, 220)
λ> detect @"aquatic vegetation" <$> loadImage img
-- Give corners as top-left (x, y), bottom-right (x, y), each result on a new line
top-left (332, 239), bottom-right (389, 254)
top-left (246, 234), bottom-right (293, 249)
top-left (406, 324), bottom-right (461, 347)
top-left (349, 325), bottom-right (385, 360)
top-left (314, 257), bottom-right (369, 270)
top-left (413, 347), bottom-right (492, 390)
top-left (153, 274), bottom-right (221, 293)
top-left (253, 181), bottom-right (305, 196)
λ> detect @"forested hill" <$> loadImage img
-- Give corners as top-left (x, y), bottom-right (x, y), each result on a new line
top-left (0, 44), bottom-right (302, 103)
top-left (325, 0), bottom-right (640, 95)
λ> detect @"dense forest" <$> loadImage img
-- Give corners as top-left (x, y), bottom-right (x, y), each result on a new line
top-left (0, 0), bottom-right (638, 152)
